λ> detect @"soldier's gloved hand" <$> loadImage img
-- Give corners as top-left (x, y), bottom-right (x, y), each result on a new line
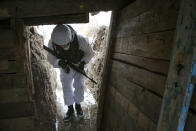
top-left (79, 61), bottom-right (86, 70)
top-left (58, 60), bottom-right (70, 73)
top-left (58, 59), bottom-right (67, 68)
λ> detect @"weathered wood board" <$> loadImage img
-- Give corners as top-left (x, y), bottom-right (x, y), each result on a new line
top-left (23, 13), bottom-right (89, 26)
top-left (0, 60), bottom-right (24, 73)
top-left (116, 8), bottom-right (178, 38)
top-left (0, 88), bottom-right (28, 104)
top-left (184, 111), bottom-right (196, 131)
top-left (0, 0), bottom-right (134, 18)
top-left (104, 91), bottom-right (144, 131)
top-left (109, 68), bottom-right (163, 123)
top-left (111, 60), bottom-right (166, 96)
top-left (0, 15), bottom-right (36, 131)
top-left (0, 102), bottom-right (34, 119)
top-left (101, 104), bottom-right (119, 131)
top-left (119, 0), bottom-right (179, 23)
top-left (0, 48), bottom-right (16, 60)
top-left (190, 89), bottom-right (196, 111)
top-left (112, 53), bottom-right (169, 75)
top-left (0, 29), bottom-right (15, 48)
top-left (157, 0), bottom-right (196, 130)
top-left (0, 74), bottom-right (27, 89)
top-left (0, 116), bottom-right (36, 131)
top-left (109, 85), bottom-right (157, 131)
top-left (0, 8), bottom-right (10, 19)
top-left (114, 31), bottom-right (174, 60)
top-left (97, 11), bottom-right (119, 131)
top-left (0, 19), bottom-right (11, 29)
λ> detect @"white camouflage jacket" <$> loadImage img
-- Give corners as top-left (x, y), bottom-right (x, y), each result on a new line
top-left (47, 34), bottom-right (94, 68)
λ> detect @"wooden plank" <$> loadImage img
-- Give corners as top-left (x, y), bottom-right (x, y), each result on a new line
top-left (114, 30), bottom-right (174, 60)
top-left (0, 102), bottom-right (34, 119)
top-left (23, 13), bottom-right (89, 26)
top-left (119, 0), bottom-right (179, 24)
top-left (0, 0), bottom-right (134, 18)
top-left (0, 60), bottom-right (8, 70)
top-left (116, 7), bottom-right (178, 38)
top-left (105, 88), bottom-right (144, 131)
top-left (109, 68), bottom-right (163, 123)
top-left (0, 74), bottom-right (27, 89)
top-left (0, 48), bottom-right (16, 60)
top-left (0, 19), bottom-right (11, 29)
top-left (108, 85), bottom-right (157, 131)
top-left (0, 60), bottom-right (24, 73)
top-left (97, 11), bottom-right (119, 131)
top-left (0, 29), bottom-right (15, 48)
top-left (190, 89), bottom-right (196, 111)
top-left (184, 111), bottom-right (196, 131)
top-left (0, 88), bottom-right (28, 104)
top-left (0, 8), bottom-right (10, 19)
top-left (112, 53), bottom-right (169, 75)
top-left (157, 0), bottom-right (196, 130)
top-left (102, 105), bottom-right (119, 131)
top-left (102, 104), bottom-right (127, 131)
top-left (111, 60), bottom-right (166, 96)
top-left (0, 116), bottom-right (36, 131)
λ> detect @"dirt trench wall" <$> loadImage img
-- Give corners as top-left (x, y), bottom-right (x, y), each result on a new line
top-left (86, 25), bottom-right (109, 102)
top-left (24, 27), bottom-right (57, 131)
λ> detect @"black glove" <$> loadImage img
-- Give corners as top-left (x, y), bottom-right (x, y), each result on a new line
top-left (58, 59), bottom-right (66, 68)
top-left (78, 61), bottom-right (86, 71)
top-left (58, 59), bottom-right (70, 73)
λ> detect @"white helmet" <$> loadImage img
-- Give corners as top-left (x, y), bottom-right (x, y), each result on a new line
top-left (51, 24), bottom-right (73, 45)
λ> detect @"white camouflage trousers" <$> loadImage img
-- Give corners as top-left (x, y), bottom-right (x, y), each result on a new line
top-left (60, 67), bottom-right (85, 106)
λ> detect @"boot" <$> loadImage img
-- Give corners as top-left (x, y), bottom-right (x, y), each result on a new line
top-left (75, 103), bottom-right (83, 118)
top-left (63, 105), bottom-right (74, 122)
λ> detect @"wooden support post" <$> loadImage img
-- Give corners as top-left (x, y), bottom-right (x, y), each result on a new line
top-left (157, 0), bottom-right (196, 131)
top-left (96, 11), bottom-right (119, 131)
top-left (23, 13), bottom-right (89, 26)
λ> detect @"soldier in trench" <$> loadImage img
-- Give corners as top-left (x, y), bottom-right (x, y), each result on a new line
top-left (47, 24), bottom-right (94, 122)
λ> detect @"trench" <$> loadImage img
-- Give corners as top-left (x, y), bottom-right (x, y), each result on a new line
top-left (25, 12), bottom-right (111, 131)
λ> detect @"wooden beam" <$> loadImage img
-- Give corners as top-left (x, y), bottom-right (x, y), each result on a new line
top-left (0, 117), bottom-right (36, 131)
top-left (23, 13), bottom-right (89, 26)
top-left (0, 88), bottom-right (28, 104)
top-left (0, 102), bottom-right (34, 119)
top-left (0, 74), bottom-right (27, 89)
top-left (0, 0), bottom-right (134, 18)
top-left (96, 11), bottom-right (119, 131)
top-left (157, 0), bottom-right (196, 131)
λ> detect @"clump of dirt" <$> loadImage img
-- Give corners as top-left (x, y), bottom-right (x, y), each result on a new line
top-left (24, 27), bottom-right (57, 131)
top-left (86, 25), bottom-right (109, 102)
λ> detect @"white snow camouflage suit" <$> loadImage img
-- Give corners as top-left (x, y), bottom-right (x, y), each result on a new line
top-left (47, 25), bottom-right (94, 106)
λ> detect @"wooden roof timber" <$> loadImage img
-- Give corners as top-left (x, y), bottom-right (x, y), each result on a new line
top-left (0, 0), bottom-right (135, 18)
top-left (23, 13), bottom-right (89, 26)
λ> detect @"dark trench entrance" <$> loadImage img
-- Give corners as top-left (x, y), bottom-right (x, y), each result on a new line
top-left (25, 12), bottom-right (112, 131)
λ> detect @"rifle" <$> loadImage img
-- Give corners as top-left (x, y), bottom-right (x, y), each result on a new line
top-left (43, 45), bottom-right (97, 84)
